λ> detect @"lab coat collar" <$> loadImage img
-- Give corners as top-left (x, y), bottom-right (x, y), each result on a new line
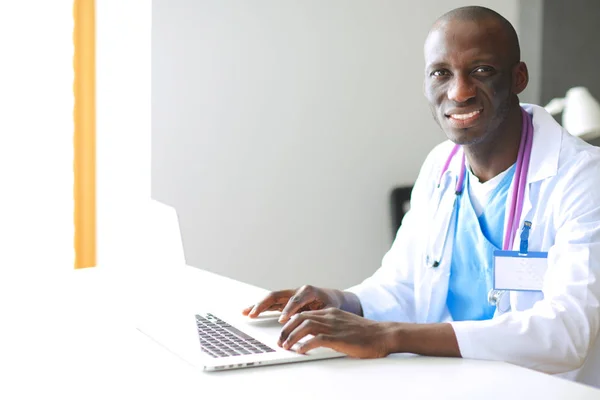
top-left (441, 103), bottom-right (562, 183)
top-left (521, 103), bottom-right (562, 183)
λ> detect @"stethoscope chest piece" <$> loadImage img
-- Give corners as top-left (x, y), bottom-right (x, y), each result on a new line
top-left (488, 289), bottom-right (510, 313)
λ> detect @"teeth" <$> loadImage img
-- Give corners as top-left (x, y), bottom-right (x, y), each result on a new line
top-left (450, 110), bottom-right (481, 120)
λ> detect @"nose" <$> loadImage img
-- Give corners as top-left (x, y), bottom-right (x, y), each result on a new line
top-left (447, 75), bottom-right (476, 103)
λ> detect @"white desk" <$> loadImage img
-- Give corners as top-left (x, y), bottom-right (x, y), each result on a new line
top-left (2, 265), bottom-right (599, 400)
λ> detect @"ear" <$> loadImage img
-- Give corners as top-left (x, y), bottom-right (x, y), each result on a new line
top-left (512, 61), bottom-right (529, 95)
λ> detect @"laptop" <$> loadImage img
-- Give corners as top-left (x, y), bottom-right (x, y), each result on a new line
top-left (134, 200), bottom-right (346, 371)
top-left (137, 303), bottom-right (346, 371)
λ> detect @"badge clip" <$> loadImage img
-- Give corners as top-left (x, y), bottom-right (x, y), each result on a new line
top-left (519, 221), bottom-right (532, 255)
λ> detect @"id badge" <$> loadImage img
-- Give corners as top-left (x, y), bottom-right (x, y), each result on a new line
top-left (493, 250), bottom-right (548, 291)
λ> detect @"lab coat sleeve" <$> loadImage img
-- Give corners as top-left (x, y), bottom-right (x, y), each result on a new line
top-left (346, 143), bottom-right (446, 323)
top-left (450, 152), bottom-right (600, 374)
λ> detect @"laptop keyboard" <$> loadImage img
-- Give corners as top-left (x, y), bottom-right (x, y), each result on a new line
top-left (195, 313), bottom-right (276, 358)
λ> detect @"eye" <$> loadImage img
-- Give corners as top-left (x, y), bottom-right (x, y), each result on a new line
top-left (473, 66), bottom-right (495, 75)
top-left (430, 69), bottom-right (450, 77)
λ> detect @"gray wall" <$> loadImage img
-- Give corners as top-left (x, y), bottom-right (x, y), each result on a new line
top-left (517, 0), bottom-right (543, 104)
top-left (152, 0), bottom-right (518, 290)
top-left (540, 0), bottom-right (600, 106)
top-left (519, 0), bottom-right (600, 143)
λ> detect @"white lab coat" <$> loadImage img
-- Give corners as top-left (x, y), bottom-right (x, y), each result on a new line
top-left (347, 104), bottom-right (600, 387)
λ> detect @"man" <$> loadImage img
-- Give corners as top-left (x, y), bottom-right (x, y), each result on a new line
top-left (242, 6), bottom-right (600, 383)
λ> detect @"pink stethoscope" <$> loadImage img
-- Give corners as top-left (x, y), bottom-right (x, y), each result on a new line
top-left (428, 107), bottom-right (534, 262)
top-left (431, 108), bottom-right (534, 307)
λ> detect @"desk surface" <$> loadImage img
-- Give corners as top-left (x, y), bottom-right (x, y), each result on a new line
top-left (2, 265), bottom-right (599, 400)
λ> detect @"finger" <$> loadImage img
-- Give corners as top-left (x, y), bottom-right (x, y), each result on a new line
top-left (280, 306), bottom-right (337, 320)
top-left (246, 290), bottom-right (294, 318)
top-left (243, 304), bottom-right (282, 316)
top-left (242, 305), bottom-right (253, 315)
top-left (278, 312), bottom-right (328, 346)
top-left (295, 334), bottom-right (336, 355)
top-left (281, 320), bottom-right (329, 350)
top-left (299, 307), bottom-right (334, 316)
top-left (279, 286), bottom-right (316, 323)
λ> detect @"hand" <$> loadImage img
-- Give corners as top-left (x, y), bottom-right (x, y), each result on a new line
top-left (242, 285), bottom-right (342, 324)
top-left (277, 308), bottom-right (394, 359)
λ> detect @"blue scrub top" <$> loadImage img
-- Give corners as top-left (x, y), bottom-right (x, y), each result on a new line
top-left (447, 165), bottom-right (516, 321)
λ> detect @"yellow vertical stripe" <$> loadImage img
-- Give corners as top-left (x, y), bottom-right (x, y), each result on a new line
top-left (73, 0), bottom-right (96, 268)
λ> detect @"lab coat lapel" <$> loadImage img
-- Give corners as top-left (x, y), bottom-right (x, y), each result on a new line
top-left (511, 104), bottom-right (562, 249)
top-left (521, 104), bottom-right (562, 185)
top-left (495, 104), bottom-right (563, 317)
top-left (419, 154), bottom-right (461, 323)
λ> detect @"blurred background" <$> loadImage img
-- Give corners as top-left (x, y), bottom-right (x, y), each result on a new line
top-left (151, 0), bottom-right (600, 290)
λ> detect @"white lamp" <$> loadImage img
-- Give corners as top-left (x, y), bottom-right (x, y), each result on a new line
top-left (544, 86), bottom-right (600, 142)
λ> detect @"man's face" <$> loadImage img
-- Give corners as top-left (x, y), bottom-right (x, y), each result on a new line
top-left (423, 19), bottom-right (516, 145)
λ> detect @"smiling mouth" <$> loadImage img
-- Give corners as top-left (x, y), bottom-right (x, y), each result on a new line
top-left (448, 109), bottom-right (481, 120)
top-left (445, 109), bottom-right (483, 128)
